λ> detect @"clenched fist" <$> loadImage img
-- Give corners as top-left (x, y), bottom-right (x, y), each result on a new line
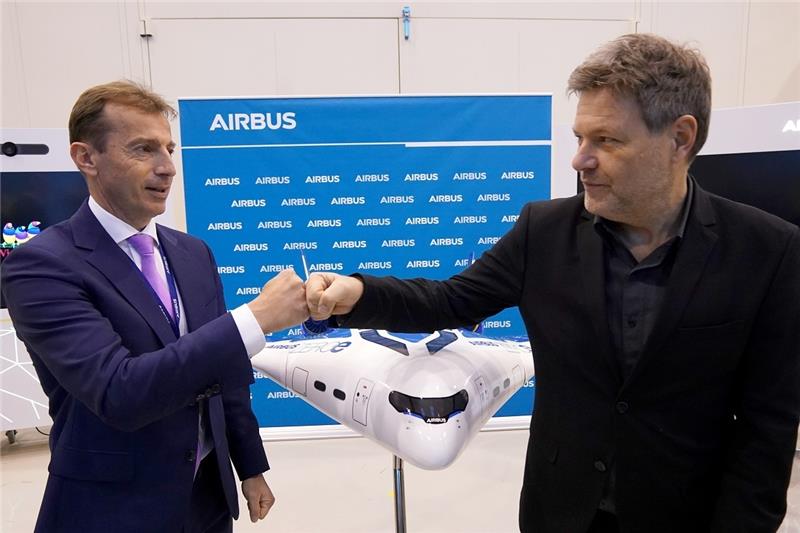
top-left (306, 272), bottom-right (364, 320)
top-left (247, 268), bottom-right (309, 333)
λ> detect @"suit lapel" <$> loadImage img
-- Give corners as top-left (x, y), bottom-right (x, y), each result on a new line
top-left (577, 212), bottom-right (623, 384)
top-left (71, 203), bottom-right (178, 346)
top-left (623, 187), bottom-right (719, 387)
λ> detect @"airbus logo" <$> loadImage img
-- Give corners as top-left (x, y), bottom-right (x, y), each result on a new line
top-left (309, 262), bottom-right (344, 271)
top-left (258, 220), bottom-right (292, 229)
top-left (236, 287), bottom-right (261, 295)
top-left (218, 266), bottom-right (245, 274)
top-left (209, 112), bottom-right (296, 131)
top-left (207, 222), bottom-right (242, 231)
top-left (234, 243), bottom-right (268, 252)
top-left (256, 176), bottom-right (290, 185)
top-left (230, 199), bottom-right (266, 208)
top-left (267, 391), bottom-right (299, 399)
top-left (783, 119), bottom-right (800, 133)
top-left (205, 177), bottom-right (239, 186)
top-left (260, 264), bottom-right (294, 273)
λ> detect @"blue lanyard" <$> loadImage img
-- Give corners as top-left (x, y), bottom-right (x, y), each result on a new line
top-left (133, 244), bottom-right (181, 338)
top-left (158, 247), bottom-right (181, 338)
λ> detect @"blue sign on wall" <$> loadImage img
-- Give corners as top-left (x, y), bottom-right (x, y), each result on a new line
top-left (179, 94), bottom-right (550, 427)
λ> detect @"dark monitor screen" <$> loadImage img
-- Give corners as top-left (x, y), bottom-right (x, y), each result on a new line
top-left (688, 149), bottom-right (800, 227)
top-left (1, 170), bottom-right (88, 307)
top-left (1, 171), bottom-right (88, 230)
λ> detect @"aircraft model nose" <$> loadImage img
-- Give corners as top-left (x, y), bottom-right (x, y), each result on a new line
top-left (387, 388), bottom-right (471, 469)
top-left (395, 414), bottom-right (470, 470)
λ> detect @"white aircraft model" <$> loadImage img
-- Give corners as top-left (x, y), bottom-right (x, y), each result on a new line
top-left (250, 327), bottom-right (535, 470)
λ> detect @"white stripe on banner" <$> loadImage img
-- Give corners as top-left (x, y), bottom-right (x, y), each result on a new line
top-left (182, 140), bottom-right (551, 150)
top-left (405, 140), bottom-right (551, 148)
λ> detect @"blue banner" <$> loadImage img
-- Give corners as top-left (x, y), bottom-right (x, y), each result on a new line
top-left (179, 94), bottom-right (550, 427)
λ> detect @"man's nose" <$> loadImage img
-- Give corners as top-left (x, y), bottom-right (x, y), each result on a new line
top-left (156, 150), bottom-right (176, 177)
top-left (571, 142), bottom-right (598, 172)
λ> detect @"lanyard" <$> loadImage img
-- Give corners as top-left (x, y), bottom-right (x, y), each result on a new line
top-left (158, 247), bottom-right (181, 338)
top-left (134, 245), bottom-right (181, 338)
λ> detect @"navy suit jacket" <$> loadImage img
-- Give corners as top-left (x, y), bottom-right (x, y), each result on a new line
top-left (344, 185), bottom-right (800, 533)
top-left (1, 201), bottom-right (268, 532)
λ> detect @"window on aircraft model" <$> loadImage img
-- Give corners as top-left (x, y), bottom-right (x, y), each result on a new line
top-left (388, 390), bottom-right (469, 424)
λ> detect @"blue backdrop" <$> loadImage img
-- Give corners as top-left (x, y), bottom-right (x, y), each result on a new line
top-left (179, 94), bottom-right (550, 427)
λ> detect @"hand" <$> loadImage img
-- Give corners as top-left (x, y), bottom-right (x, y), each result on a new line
top-left (241, 474), bottom-right (275, 523)
top-left (247, 268), bottom-right (309, 333)
top-left (306, 272), bottom-right (364, 320)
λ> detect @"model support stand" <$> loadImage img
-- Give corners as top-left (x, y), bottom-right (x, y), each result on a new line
top-left (394, 455), bottom-right (407, 533)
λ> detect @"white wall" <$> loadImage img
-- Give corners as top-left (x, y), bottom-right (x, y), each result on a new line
top-left (2, 0), bottom-right (799, 226)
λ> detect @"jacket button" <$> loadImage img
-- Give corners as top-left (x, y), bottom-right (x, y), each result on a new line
top-left (594, 460), bottom-right (607, 472)
top-left (185, 450), bottom-right (196, 462)
top-left (616, 401), bottom-right (629, 414)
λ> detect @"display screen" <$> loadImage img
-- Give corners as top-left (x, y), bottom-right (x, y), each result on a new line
top-left (0, 170), bottom-right (88, 307)
top-left (689, 149), bottom-right (800, 227)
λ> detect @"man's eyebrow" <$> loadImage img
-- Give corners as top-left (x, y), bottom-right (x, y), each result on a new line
top-left (126, 136), bottom-right (175, 149)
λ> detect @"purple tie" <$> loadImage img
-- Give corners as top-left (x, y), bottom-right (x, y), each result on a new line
top-left (127, 234), bottom-right (174, 320)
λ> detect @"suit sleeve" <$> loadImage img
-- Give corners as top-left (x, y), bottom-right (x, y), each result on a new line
top-left (223, 384), bottom-right (269, 480)
top-left (1, 240), bottom-right (255, 432)
top-left (203, 242), bottom-right (269, 479)
top-left (711, 227), bottom-right (800, 531)
top-left (342, 203), bottom-right (532, 332)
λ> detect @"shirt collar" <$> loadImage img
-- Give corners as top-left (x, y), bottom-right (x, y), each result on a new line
top-left (88, 196), bottom-right (160, 246)
top-left (593, 177), bottom-right (694, 240)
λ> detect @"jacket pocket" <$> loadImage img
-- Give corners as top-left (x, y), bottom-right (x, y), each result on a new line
top-left (670, 320), bottom-right (747, 373)
top-left (50, 446), bottom-right (134, 482)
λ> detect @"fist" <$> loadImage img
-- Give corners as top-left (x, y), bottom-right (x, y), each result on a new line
top-left (248, 268), bottom-right (309, 333)
top-left (306, 272), bottom-right (364, 320)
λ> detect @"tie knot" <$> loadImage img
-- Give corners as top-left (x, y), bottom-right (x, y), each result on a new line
top-left (128, 233), bottom-right (155, 256)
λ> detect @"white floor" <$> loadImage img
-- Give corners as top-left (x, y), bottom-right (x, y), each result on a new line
top-left (3, 427), bottom-right (800, 533)
top-left (1, 427), bottom-right (527, 532)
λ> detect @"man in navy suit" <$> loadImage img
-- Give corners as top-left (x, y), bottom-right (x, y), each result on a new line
top-left (1, 81), bottom-right (310, 532)
top-left (305, 34), bottom-right (800, 532)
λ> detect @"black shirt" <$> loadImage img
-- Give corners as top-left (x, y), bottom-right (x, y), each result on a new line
top-left (593, 179), bottom-right (694, 513)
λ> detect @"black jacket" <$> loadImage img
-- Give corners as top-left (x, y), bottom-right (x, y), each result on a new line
top-left (343, 185), bottom-right (800, 533)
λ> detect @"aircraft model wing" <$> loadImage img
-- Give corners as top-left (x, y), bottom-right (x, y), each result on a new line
top-left (251, 328), bottom-right (534, 470)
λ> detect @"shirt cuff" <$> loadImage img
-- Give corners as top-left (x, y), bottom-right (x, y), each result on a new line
top-left (231, 305), bottom-right (267, 358)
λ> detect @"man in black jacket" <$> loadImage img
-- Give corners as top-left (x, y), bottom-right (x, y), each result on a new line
top-left (306, 34), bottom-right (800, 533)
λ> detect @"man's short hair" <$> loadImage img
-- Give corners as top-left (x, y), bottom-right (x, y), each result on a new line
top-left (68, 80), bottom-right (176, 151)
top-left (568, 33), bottom-right (711, 160)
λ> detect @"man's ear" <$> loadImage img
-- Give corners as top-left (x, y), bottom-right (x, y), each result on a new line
top-left (671, 115), bottom-right (698, 164)
top-left (70, 142), bottom-right (98, 178)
